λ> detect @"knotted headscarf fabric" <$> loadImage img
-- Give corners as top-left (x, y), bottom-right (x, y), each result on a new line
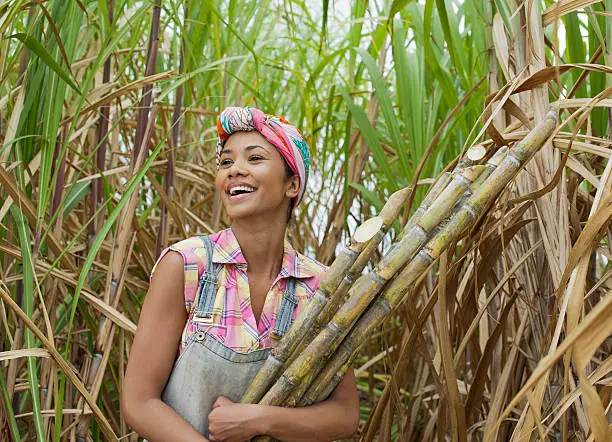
top-left (216, 106), bottom-right (310, 208)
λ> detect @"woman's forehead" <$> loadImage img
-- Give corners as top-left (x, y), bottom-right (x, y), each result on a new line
top-left (223, 131), bottom-right (274, 150)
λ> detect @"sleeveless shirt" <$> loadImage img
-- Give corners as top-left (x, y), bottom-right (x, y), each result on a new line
top-left (151, 228), bottom-right (327, 354)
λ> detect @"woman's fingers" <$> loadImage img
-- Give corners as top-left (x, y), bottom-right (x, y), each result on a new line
top-left (213, 395), bottom-right (234, 409)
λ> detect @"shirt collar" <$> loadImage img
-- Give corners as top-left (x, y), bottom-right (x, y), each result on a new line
top-left (210, 228), bottom-right (318, 279)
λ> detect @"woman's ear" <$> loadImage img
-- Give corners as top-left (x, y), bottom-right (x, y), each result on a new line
top-left (285, 175), bottom-right (300, 199)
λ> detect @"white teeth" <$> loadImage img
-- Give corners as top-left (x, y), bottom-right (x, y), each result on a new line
top-left (229, 185), bottom-right (256, 196)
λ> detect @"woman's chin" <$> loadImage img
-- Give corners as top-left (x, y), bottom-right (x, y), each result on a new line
top-left (226, 205), bottom-right (263, 221)
top-left (226, 204), bottom-right (285, 223)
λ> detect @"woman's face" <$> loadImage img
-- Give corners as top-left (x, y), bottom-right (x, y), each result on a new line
top-left (215, 131), bottom-right (300, 221)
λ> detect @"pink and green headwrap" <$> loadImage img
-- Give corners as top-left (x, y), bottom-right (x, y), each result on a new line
top-left (216, 106), bottom-right (310, 208)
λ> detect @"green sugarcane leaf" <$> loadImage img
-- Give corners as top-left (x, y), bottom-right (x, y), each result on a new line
top-left (339, 85), bottom-right (395, 188)
top-left (434, 0), bottom-right (466, 82)
top-left (9, 205), bottom-right (45, 442)
top-left (6, 32), bottom-right (80, 94)
top-left (358, 48), bottom-right (410, 182)
top-left (0, 369), bottom-right (20, 441)
top-left (320, 0), bottom-right (329, 49)
top-left (62, 180), bottom-right (90, 220)
top-left (389, 0), bottom-right (415, 18)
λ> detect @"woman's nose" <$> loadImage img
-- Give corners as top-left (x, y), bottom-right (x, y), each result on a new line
top-left (228, 158), bottom-right (248, 177)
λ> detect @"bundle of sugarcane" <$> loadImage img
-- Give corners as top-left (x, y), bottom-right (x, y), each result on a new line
top-left (241, 107), bottom-right (558, 432)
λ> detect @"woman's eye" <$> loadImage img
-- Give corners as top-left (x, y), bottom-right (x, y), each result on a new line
top-left (249, 155), bottom-right (263, 161)
top-left (220, 158), bottom-right (232, 167)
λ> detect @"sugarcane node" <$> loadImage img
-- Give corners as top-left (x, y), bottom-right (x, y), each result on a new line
top-left (353, 216), bottom-right (383, 243)
top-left (318, 247), bottom-right (359, 294)
top-left (311, 289), bottom-right (327, 305)
top-left (346, 272), bottom-right (386, 304)
top-left (400, 173), bottom-right (451, 237)
top-left (375, 297), bottom-right (392, 314)
top-left (378, 228), bottom-right (428, 279)
top-left (410, 221), bottom-right (429, 239)
top-left (266, 351), bottom-right (285, 365)
top-left (341, 244), bottom-right (361, 259)
top-left (505, 150), bottom-right (523, 166)
top-left (342, 273), bottom-right (355, 285)
top-left (327, 319), bottom-right (346, 336)
top-left (453, 171), bottom-right (472, 186)
top-left (418, 248), bottom-right (436, 266)
top-left (467, 144), bottom-right (487, 161)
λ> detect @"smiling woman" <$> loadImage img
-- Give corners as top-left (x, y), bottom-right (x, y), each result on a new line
top-left (121, 106), bottom-right (359, 442)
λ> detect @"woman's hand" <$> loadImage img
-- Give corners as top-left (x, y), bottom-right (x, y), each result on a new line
top-left (208, 396), bottom-right (265, 442)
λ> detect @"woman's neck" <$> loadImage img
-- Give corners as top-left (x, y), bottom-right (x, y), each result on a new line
top-left (230, 216), bottom-right (288, 280)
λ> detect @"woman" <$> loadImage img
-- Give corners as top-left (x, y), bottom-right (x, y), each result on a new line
top-left (122, 107), bottom-right (360, 442)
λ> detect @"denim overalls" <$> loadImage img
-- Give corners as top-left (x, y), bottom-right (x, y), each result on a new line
top-left (160, 236), bottom-right (298, 437)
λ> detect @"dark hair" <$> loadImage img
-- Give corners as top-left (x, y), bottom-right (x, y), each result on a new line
top-left (283, 160), bottom-right (296, 222)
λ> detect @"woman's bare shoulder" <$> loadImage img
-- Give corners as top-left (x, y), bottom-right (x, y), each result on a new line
top-left (147, 251), bottom-right (186, 308)
top-left (152, 250), bottom-right (185, 280)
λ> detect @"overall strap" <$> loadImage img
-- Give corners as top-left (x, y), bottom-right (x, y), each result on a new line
top-left (193, 236), bottom-right (218, 322)
top-left (272, 277), bottom-right (298, 338)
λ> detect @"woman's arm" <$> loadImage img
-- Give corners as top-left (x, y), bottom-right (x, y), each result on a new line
top-left (122, 251), bottom-right (209, 442)
top-left (208, 368), bottom-right (359, 442)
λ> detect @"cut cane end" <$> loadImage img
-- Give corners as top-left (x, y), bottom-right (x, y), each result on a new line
top-left (462, 164), bottom-right (487, 182)
top-left (380, 187), bottom-right (411, 222)
top-left (467, 144), bottom-right (486, 161)
top-left (354, 216), bottom-right (383, 243)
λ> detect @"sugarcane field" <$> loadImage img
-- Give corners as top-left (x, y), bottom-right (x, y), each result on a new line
top-left (1, 0), bottom-right (612, 441)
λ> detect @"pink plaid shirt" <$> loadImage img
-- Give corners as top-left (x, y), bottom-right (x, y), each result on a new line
top-left (151, 228), bottom-right (327, 354)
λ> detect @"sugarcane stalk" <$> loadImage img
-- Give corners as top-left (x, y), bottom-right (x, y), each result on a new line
top-left (300, 297), bottom-right (398, 407)
top-left (399, 172), bottom-right (452, 239)
top-left (446, 147), bottom-right (509, 219)
top-left (398, 146), bottom-right (483, 240)
top-left (284, 328), bottom-right (360, 407)
top-left (290, 188), bottom-right (412, 365)
top-left (286, 151), bottom-right (511, 409)
top-left (302, 356), bottom-right (354, 406)
top-left (293, 108), bottom-right (557, 408)
top-left (241, 189), bottom-right (410, 404)
top-left (258, 165), bottom-right (488, 406)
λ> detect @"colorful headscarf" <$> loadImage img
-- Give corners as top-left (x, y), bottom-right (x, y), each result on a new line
top-left (216, 106), bottom-right (310, 208)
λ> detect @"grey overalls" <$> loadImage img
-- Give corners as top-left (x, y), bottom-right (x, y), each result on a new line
top-left (160, 236), bottom-right (298, 438)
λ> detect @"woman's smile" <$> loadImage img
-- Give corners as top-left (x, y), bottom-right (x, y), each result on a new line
top-left (226, 182), bottom-right (258, 201)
